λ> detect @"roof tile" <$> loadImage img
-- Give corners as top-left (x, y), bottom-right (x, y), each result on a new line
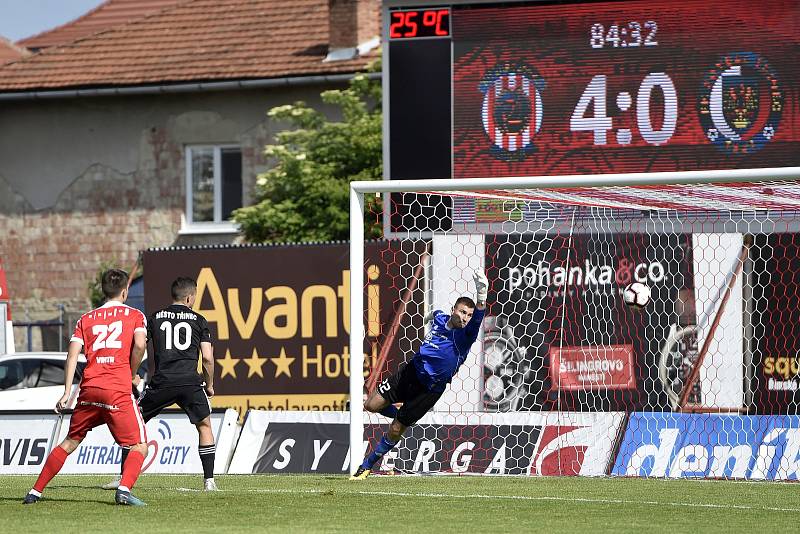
top-left (0, 37), bottom-right (29, 65)
top-left (0, 0), bottom-right (377, 92)
top-left (17, 0), bottom-right (186, 50)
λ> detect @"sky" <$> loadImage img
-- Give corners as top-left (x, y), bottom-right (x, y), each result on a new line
top-left (0, 0), bottom-right (104, 42)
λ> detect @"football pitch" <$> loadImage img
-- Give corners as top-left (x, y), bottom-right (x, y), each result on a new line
top-left (2, 474), bottom-right (799, 533)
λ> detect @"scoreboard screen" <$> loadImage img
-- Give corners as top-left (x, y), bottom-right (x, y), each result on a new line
top-left (386, 0), bottom-right (800, 183)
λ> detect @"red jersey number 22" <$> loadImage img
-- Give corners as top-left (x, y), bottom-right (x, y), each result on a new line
top-left (92, 321), bottom-right (123, 351)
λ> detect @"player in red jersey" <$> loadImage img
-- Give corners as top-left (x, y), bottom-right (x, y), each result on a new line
top-left (23, 269), bottom-right (149, 506)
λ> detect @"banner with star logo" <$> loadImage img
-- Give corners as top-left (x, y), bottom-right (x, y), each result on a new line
top-left (142, 241), bottom-right (428, 419)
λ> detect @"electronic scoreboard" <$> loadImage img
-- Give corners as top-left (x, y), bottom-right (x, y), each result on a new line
top-left (385, 0), bottom-right (799, 183)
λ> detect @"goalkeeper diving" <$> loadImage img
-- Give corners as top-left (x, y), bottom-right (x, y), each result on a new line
top-left (351, 269), bottom-right (488, 479)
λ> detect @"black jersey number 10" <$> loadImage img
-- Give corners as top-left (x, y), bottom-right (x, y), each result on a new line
top-left (159, 321), bottom-right (192, 351)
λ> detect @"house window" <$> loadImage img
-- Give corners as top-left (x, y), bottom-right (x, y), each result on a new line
top-left (185, 146), bottom-right (242, 227)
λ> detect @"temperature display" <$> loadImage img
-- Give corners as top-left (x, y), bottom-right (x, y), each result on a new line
top-left (389, 8), bottom-right (450, 39)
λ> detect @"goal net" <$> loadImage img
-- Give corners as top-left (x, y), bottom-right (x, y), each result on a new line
top-left (349, 167), bottom-right (800, 479)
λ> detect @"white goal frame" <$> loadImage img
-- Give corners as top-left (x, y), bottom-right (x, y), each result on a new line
top-left (348, 166), bottom-right (800, 474)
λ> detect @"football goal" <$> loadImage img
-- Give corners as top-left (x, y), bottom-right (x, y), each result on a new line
top-left (349, 167), bottom-right (800, 479)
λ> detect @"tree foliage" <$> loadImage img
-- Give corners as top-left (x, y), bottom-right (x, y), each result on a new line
top-left (234, 61), bottom-right (383, 243)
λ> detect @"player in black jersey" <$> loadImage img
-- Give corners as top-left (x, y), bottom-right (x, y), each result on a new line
top-left (103, 277), bottom-right (218, 491)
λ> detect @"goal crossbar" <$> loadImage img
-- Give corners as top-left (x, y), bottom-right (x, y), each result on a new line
top-left (350, 167), bottom-right (800, 194)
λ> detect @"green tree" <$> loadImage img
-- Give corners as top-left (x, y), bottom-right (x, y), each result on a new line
top-left (234, 61), bottom-right (383, 243)
top-left (87, 256), bottom-right (141, 308)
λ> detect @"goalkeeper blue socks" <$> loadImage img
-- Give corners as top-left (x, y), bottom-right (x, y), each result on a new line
top-left (362, 435), bottom-right (398, 469)
top-left (379, 404), bottom-right (398, 419)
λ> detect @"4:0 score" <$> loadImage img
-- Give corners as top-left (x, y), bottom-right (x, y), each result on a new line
top-left (590, 21), bottom-right (658, 48)
top-left (570, 73), bottom-right (678, 146)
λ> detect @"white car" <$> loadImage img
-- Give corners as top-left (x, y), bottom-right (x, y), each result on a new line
top-left (0, 352), bottom-right (87, 411)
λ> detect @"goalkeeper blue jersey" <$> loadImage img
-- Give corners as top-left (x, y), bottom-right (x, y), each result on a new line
top-left (412, 308), bottom-right (485, 392)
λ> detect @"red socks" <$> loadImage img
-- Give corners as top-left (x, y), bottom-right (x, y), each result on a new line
top-left (120, 449), bottom-right (145, 490)
top-left (32, 445), bottom-right (145, 495)
top-left (33, 446), bottom-right (69, 493)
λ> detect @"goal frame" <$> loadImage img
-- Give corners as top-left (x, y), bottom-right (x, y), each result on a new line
top-left (348, 166), bottom-right (800, 474)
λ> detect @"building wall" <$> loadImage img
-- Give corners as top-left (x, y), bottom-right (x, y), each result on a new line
top-left (0, 84), bottom-right (345, 336)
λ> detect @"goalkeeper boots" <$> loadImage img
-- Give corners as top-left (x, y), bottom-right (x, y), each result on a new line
top-left (349, 466), bottom-right (371, 480)
top-left (115, 489), bottom-right (147, 506)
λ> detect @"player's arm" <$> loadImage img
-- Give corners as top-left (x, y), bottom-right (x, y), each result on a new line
top-left (130, 330), bottom-right (147, 379)
top-left (129, 313), bottom-right (148, 379)
top-left (200, 341), bottom-right (214, 397)
top-left (465, 306), bottom-right (487, 339)
top-left (198, 317), bottom-right (215, 396)
top-left (56, 340), bottom-right (82, 413)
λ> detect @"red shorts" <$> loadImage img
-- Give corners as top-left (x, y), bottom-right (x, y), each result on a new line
top-left (68, 387), bottom-right (147, 447)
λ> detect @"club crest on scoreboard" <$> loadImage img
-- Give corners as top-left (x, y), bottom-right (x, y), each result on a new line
top-left (697, 52), bottom-right (783, 154)
top-left (479, 63), bottom-right (545, 161)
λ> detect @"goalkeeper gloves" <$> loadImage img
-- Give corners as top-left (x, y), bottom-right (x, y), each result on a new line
top-left (473, 269), bottom-right (488, 305)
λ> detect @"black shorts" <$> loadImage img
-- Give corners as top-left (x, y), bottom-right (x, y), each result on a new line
top-left (138, 384), bottom-right (211, 424)
top-left (376, 363), bottom-right (443, 427)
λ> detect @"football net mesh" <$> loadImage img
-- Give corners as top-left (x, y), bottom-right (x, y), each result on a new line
top-left (357, 178), bottom-right (800, 478)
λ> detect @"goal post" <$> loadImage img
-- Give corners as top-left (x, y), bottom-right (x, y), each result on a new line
top-left (349, 166), bottom-right (800, 477)
top-left (349, 188), bottom-right (366, 472)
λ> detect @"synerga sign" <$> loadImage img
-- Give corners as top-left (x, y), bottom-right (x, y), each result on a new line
top-left (612, 413), bottom-right (800, 480)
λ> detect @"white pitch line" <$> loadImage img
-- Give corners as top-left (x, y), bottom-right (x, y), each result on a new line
top-left (176, 487), bottom-right (800, 513)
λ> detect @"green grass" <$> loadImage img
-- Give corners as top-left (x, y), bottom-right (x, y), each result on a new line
top-left (2, 474), bottom-right (798, 533)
